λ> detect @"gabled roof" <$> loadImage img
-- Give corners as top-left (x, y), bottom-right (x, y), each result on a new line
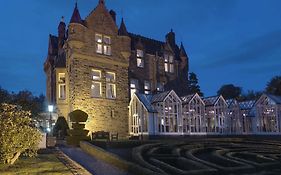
top-left (135, 93), bottom-right (157, 113)
top-left (203, 96), bottom-right (220, 107)
top-left (151, 90), bottom-right (172, 103)
top-left (239, 100), bottom-right (256, 110)
top-left (226, 99), bottom-right (238, 108)
top-left (181, 94), bottom-right (195, 104)
top-left (265, 94), bottom-right (281, 104)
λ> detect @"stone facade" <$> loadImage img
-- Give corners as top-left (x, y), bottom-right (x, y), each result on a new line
top-left (44, 0), bottom-right (189, 138)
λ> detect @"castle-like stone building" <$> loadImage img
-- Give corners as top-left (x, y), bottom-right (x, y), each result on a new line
top-left (44, 0), bottom-right (189, 138)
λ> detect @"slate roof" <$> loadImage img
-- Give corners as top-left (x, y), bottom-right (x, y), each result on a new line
top-left (203, 96), bottom-right (220, 107)
top-left (266, 94), bottom-right (281, 104)
top-left (226, 99), bottom-right (239, 108)
top-left (151, 90), bottom-right (172, 104)
top-left (239, 100), bottom-right (256, 110)
top-left (118, 18), bottom-right (129, 36)
top-left (70, 3), bottom-right (83, 24)
top-left (135, 93), bottom-right (157, 113)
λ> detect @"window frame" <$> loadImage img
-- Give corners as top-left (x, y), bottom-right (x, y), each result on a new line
top-left (136, 49), bottom-right (144, 68)
top-left (106, 72), bottom-right (116, 99)
top-left (95, 33), bottom-right (112, 56)
top-left (58, 73), bottom-right (66, 100)
top-left (91, 69), bottom-right (102, 98)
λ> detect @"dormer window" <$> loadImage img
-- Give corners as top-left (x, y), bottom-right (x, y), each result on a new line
top-left (164, 54), bottom-right (174, 73)
top-left (136, 49), bottom-right (144, 68)
top-left (95, 33), bottom-right (111, 55)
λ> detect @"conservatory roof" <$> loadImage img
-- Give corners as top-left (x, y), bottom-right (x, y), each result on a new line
top-left (266, 94), bottom-right (281, 104)
top-left (226, 99), bottom-right (238, 107)
top-left (239, 100), bottom-right (256, 110)
top-left (151, 90), bottom-right (172, 103)
top-left (181, 94), bottom-right (196, 104)
top-left (203, 96), bottom-right (220, 106)
top-left (135, 93), bottom-right (157, 113)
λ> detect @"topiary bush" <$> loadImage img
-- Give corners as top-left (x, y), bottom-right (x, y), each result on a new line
top-left (66, 110), bottom-right (90, 146)
top-left (53, 116), bottom-right (69, 139)
top-left (0, 103), bottom-right (41, 165)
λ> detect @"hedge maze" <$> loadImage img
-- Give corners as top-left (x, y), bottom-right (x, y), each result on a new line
top-left (132, 138), bottom-right (281, 175)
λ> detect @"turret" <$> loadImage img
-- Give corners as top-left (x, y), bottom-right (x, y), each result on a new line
top-left (118, 18), bottom-right (129, 36)
top-left (70, 2), bottom-right (82, 24)
top-left (58, 16), bottom-right (66, 49)
top-left (109, 10), bottom-right (116, 23)
top-left (165, 29), bottom-right (176, 47)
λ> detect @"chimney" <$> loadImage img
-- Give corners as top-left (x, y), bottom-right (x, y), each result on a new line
top-left (109, 10), bottom-right (116, 23)
top-left (166, 29), bottom-right (176, 46)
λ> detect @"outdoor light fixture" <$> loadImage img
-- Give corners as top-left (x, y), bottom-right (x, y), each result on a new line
top-left (48, 105), bottom-right (54, 113)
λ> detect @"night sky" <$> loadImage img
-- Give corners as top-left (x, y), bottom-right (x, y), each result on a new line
top-left (0, 0), bottom-right (280, 96)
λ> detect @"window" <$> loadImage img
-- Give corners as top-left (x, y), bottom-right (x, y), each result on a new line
top-left (91, 70), bottom-right (102, 98)
top-left (106, 72), bottom-right (116, 99)
top-left (136, 49), bottom-right (144, 68)
top-left (95, 34), bottom-right (111, 55)
top-left (58, 73), bottom-right (66, 99)
top-left (144, 81), bottom-right (151, 94)
top-left (157, 82), bottom-right (164, 92)
top-left (130, 79), bottom-right (139, 97)
top-left (164, 54), bottom-right (174, 73)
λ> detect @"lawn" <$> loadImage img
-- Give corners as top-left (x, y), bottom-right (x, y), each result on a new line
top-left (0, 154), bottom-right (72, 175)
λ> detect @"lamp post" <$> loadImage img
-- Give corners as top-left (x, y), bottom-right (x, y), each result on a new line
top-left (48, 105), bottom-right (54, 134)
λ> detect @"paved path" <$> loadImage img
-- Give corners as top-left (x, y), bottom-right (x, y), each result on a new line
top-left (60, 146), bottom-right (131, 175)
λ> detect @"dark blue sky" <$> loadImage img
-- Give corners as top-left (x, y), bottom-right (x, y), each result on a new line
top-left (0, 0), bottom-right (280, 96)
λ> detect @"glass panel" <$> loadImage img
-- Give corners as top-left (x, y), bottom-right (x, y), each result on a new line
top-left (169, 55), bottom-right (174, 63)
top-left (95, 34), bottom-right (102, 43)
top-left (157, 82), bottom-right (164, 92)
top-left (96, 44), bottom-right (103, 54)
top-left (104, 45), bottom-right (111, 55)
top-left (92, 70), bottom-right (101, 80)
top-left (137, 58), bottom-right (144, 68)
top-left (136, 49), bottom-right (143, 58)
top-left (58, 73), bottom-right (65, 83)
top-left (164, 63), bottom-right (169, 72)
top-left (106, 83), bottom-right (116, 99)
top-left (130, 79), bottom-right (139, 88)
top-left (144, 81), bottom-right (150, 90)
top-left (170, 64), bottom-right (174, 73)
top-left (164, 54), bottom-right (169, 62)
top-left (91, 82), bottom-right (101, 97)
top-left (59, 84), bottom-right (66, 99)
top-left (106, 72), bottom-right (115, 82)
top-left (103, 36), bottom-right (111, 44)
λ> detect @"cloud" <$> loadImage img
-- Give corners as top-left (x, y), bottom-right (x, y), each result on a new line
top-left (202, 30), bottom-right (281, 68)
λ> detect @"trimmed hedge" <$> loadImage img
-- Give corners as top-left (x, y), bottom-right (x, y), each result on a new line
top-left (66, 110), bottom-right (90, 146)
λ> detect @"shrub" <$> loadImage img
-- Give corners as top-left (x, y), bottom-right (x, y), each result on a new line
top-left (53, 116), bottom-right (69, 139)
top-left (0, 103), bottom-right (41, 165)
top-left (66, 110), bottom-right (90, 146)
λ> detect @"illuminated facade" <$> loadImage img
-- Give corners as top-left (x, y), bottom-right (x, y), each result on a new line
top-left (44, 0), bottom-right (189, 138)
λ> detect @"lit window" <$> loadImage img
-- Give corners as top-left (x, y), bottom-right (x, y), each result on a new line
top-left (157, 82), bottom-right (164, 92)
top-left (136, 49), bottom-right (144, 68)
top-left (106, 72), bottom-right (116, 99)
top-left (91, 70), bottom-right (102, 98)
top-left (164, 54), bottom-right (174, 73)
top-left (58, 73), bottom-right (66, 99)
top-left (144, 81), bottom-right (151, 94)
top-left (95, 34), bottom-right (111, 55)
top-left (130, 79), bottom-right (139, 97)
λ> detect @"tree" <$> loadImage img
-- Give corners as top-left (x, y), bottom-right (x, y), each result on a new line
top-left (188, 72), bottom-right (203, 96)
top-left (0, 87), bottom-right (11, 104)
top-left (239, 90), bottom-right (263, 101)
top-left (53, 116), bottom-right (69, 139)
top-left (217, 84), bottom-right (242, 100)
top-left (0, 104), bottom-right (41, 165)
top-left (266, 76), bottom-right (281, 96)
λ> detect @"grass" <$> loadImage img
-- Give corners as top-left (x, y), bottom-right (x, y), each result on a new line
top-left (0, 154), bottom-right (72, 175)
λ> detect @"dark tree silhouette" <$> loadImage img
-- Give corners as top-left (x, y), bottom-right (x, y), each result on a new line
top-left (188, 72), bottom-right (203, 96)
top-left (0, 87), bottom-right (11, 103)
top-left (239, 90), bottom-right (263, 101)
top-left (53, 116), bottom-right (69, 139)
top-left (217, 84), bottom-right (242, 100)
top-left (266, 76), bottom-right (281, 96)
